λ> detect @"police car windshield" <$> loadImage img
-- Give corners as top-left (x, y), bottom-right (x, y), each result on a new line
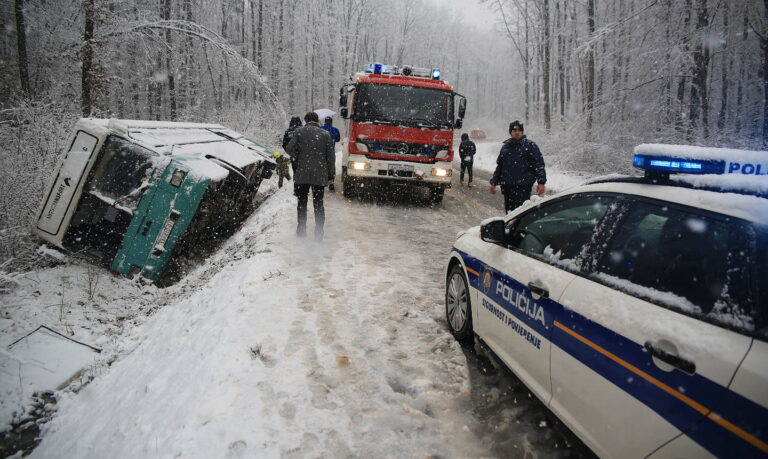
top-left (353, 83), bottom-right (453, 128)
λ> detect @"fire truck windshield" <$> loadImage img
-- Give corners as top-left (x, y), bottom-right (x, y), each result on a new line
top-left (353, 83), bottom-right (453, 129)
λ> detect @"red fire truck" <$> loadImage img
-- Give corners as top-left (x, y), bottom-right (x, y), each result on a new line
top-left (339, 63), bottom-right (466, 203)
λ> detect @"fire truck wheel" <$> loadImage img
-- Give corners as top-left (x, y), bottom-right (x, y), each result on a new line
top-left (342, 173), bottom-right (356, 197)
top-left (429, 186), bottom-right (444, 204)
top-left (446, 263), bottom-right (473, 345)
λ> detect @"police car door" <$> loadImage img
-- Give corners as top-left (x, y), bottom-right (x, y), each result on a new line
top-left (474, 194), bottom-right (616, 404)
top-left (550, 199), bottom-right (757, 457)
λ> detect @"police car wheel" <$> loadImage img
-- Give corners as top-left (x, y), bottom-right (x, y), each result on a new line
top-left (446, 264), bottom-right (473, 344)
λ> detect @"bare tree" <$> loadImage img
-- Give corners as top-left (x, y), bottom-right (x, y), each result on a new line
top-left (14, 0), bottom-right (30, 96)
top-left (81, 0), bottom-right (95, 117)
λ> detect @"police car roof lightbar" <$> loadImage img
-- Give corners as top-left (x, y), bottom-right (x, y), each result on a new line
top-left (633, 154), bottom-right (725, 177)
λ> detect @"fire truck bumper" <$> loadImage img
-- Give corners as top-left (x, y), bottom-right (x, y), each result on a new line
top-left (344, 156), bottom-right (452, 187)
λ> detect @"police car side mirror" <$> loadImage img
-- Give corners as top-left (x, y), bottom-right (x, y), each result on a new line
top-left (480, 218), bottom-right (506, 244)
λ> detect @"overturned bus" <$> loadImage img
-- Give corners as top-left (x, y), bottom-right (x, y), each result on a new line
top-left (33, 118), bottom-right (276, 282)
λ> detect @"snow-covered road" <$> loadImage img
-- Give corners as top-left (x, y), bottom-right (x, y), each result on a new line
top-left (13, 139), bottom-right (599, 458)
top-left (29, 177), bottom-right (587, 457)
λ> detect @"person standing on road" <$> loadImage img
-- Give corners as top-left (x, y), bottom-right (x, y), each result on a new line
top-left (320, 116), bottom-right (341, 191)
top-left (282, 116), bottom-right (303, 171)
top-left (286, 112), bottom-right (335, 241)
top-left (458, 133), bottom-right (476, 187)
top-left (272, 151), bottom-right (292, 188)
top-left (489, 121), bottom-right (546, 213)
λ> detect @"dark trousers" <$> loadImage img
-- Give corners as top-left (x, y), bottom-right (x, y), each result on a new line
top-left (501, 184), bottom-right (532, 213)
top-left (295, 184), bottom-right (325, 235)
top-left (460, 161), bottom-right (473, 183)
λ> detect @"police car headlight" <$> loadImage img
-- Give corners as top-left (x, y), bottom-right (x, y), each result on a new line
top-left (435, 149), bottom-right (449, 159)
top-left (349, 161), bottom-right (370, 171)
top-left (355, 142), bottom-right (369, 152)
top-left (432, 168), bottom-right (450, 177)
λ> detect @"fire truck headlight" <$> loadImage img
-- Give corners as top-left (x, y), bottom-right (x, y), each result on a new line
top-left (432, 167), bottom-right (450, 177)
top-left (350, 161), bottom-right (370, 171)
top-left (354, 142), bottom-right (369, 152)
top-left (435, 149), bottom-right (449, 159)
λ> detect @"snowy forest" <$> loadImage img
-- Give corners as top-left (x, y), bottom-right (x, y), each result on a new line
top-left (1, 0), bottom-right (767, 263)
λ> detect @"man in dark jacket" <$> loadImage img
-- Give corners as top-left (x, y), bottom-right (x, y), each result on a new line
top-left (458, 133), bottom-right (476, 186)
top-left (286, 112), bottom-right (335, 241)
top-left (489, 121), bottom-right (546, 213)
top-left (320, 116), bottom-right (341, 191)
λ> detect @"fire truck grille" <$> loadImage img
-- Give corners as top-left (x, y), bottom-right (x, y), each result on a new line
top-left (360, 140), bottom-right (439, 158)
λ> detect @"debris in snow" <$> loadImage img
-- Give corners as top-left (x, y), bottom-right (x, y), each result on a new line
top-left (335, 355), bottom-right (350, 367)
top-left (35, 245), bottom-right (67, 262)
top-left (539, 420), bottom-right (547, 428)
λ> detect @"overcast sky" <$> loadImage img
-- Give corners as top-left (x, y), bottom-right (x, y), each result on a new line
top-left (432, 0), bottom-right (499, 29)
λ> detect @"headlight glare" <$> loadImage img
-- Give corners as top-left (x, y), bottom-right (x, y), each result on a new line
top-left (349, 161), bottom-right (370, 171)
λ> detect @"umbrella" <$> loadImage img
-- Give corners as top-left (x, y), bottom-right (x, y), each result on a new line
top-left (314, 108), bottom-right (336, 120)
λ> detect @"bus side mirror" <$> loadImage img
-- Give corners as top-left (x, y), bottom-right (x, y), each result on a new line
top-left (480, 218), bottom-right (506, 244)
top-left (341, 107), bottom-right (348, 118)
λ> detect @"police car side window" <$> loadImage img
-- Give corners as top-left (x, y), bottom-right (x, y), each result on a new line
top-left (597, 201), bottom-right (757, 334)
top-left (508, 195), bottom-right (614, 266)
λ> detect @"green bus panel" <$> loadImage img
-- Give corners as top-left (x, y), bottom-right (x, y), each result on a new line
top-left (111, 159), bottom-right (210, 280)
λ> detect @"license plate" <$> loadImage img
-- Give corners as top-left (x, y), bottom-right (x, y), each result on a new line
top-left (154, 218), bottom-right (176, 250)
top-left (388, 164), bottom-right (414, 173)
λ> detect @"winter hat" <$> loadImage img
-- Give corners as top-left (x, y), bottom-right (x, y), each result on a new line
top-left (325, 116), bottom-right (333, 124)
top-left (461, 133), bottom-right (469, 141)
top-left (289, 116), bottom-right (302, 128)
top-left (509, 120), bottom-right (524, 132)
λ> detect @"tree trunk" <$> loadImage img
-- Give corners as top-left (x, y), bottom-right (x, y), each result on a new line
top-left (763, 0), bottom-right (768, 144)
top-left (81, 0), bottom-right (95, 117)
top-left (717, 2), bottom-right (729, 131)
top-left (689, 0), bottom-right (710, 140)
top-left (164, 0), bottom-right (176, 120)
top-left (676, 0), bottom-right (692, 136)
top-left (542, 0), bottom-right (551, 132)
top-left (14, 0), bottom-right (30, 96)
top-left (585, 0), bottom-right (595, 139)
top-left (257, 0), bottom-right (263, 72)
top-left (557, 0), bottom-right (565, 127)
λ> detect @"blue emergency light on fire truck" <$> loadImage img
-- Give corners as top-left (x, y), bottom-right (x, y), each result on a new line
top-left (338, 63), bottom-right (467, 203)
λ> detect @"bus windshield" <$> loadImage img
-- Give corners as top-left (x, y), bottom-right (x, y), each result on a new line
top-left (353, 83), bottom-right (453, 129)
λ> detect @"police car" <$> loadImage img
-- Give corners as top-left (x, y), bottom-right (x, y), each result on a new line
top-left (445, 144), bottom-right (767, 458)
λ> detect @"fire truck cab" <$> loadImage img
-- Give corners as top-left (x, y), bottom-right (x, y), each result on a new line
top-left (339, 63), bottom-right (466, 203)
